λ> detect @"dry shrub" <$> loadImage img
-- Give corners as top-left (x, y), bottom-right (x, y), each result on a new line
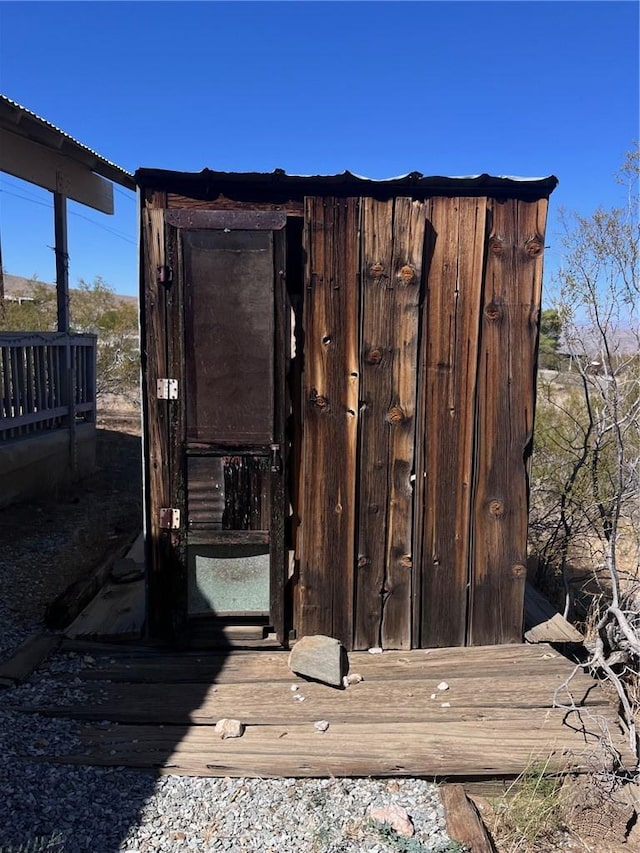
top-left (488, 758), bottom-right (565, 852)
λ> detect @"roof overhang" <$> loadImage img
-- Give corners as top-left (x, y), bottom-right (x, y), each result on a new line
top-left (0, 95), bottom-right (135, 214)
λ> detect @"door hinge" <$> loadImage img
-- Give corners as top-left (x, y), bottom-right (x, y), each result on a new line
top-left (159, 508), bottom-right (180, 530)
top-left (157, 265), bottom-right (173, 287)
top-left (157, 378), bottom-right (178, 400)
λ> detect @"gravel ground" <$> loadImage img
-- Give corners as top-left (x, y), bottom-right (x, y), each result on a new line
top-left (0, 423), bottom-right (454, 853)
top-left (0, 426), bottom-right (142, 666)
top-left (0, 755), bottom-right (452, 853)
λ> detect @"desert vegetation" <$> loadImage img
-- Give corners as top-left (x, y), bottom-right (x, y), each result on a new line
top-left (0, 275), bottom-right (139, 405)
top-left (502, 149), bottom-right (640, 850)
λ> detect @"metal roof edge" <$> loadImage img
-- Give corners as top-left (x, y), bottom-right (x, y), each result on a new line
top-left (0, 94), bottom-right (135, 190)
top-left (134, 167), bottom-right (558, 199)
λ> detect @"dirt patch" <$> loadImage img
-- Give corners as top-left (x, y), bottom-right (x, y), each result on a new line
top-left (0, 417), bottom-right (142, 629)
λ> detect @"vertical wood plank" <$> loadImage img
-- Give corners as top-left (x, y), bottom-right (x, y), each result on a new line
top-left (298, 196), bottom-right (331, 638)
top-left (468, 198), bottom-right (548, 645)
top-left (271, 229), bottom-right (288, 645)
top-left (418, 198), bottom-right (487, 648)
top-left (41, 346), bottom-right (51, 429)
top-left (356, 198), bottom-right (426, 650)
top-left (382, 198), bottom-right (426, 649)
top-left (141, 204), bottom-right (171, 638)
top-left (81, 345), bottom-right (88, 408)
top-left (35, 346), bottom-right (45, 419)
top-left (165, 223), bottom-right (188, 643)
top-left (2, 347), bottom-right (12, 424)
top-left (298, 197), bottom-right (360, 648)
top-left (18, 346), bottom-right (28, 415)
top-left (289, 222), bottom-right (305, 636)
top-left (10, 347), bottom-right (20, 422)
top-left (355, 198), bottom-right (394, 649)
top-left (50, 347), bottom-right (57, 409)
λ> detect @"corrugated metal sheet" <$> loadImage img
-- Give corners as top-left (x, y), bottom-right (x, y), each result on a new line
top-left (0, 94), bottom-right (135, 189)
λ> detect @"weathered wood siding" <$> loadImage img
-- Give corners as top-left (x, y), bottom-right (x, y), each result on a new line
top-left (295, 195), bottom-right (548, 650)
top-left (140, 186), bottom-right (550, 651)
top-left (467, 198), bottom-right (548, 645)
top-left (297, 197), bottom-right (361, 643)
top-left (141, 203), bottom-right (173, 638)
top-left (414, 198), bottom-right (486, 648)
top-left (354, 198), bottom-right (425, 650)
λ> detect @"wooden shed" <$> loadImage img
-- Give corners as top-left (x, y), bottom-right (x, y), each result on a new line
top-left (136, 169), bottom-right (557, 652)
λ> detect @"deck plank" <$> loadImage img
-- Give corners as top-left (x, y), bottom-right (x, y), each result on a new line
top-left (59, 713), bottom-right (629, 777)
top-left (58, 643), bottom-right (577, 684)
top-left (5, 642), bottom-right (633, 778)
top-left (33, 671), bottom-right (607, 725)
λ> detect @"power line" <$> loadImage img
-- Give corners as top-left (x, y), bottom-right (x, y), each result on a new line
top-left (0, 187), bottom-right (136, 245)
top-left (0, 187), bottom-right (51, 209)
top-left (69, 209), bottom-right (136, 245)
top-left (0, 177), bottom-right (51, 203)
top-left (114, 185), bottom-right (136, 202)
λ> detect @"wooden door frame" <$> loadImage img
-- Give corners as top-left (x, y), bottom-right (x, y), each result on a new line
top-left (161, 211), bottom-right (289, 645)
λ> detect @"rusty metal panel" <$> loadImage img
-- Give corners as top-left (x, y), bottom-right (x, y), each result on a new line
top-left (166, 209), bottom-right (286, 230)
top-left (187, 456), bottom-right (225, 528)
top-left (183, 229), bottom-right (274, 444)
top-left (187, 455), bottom-right (271, 530)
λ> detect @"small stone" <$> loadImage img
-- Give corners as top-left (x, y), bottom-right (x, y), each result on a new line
top-left (293, 694), bottom-right (305, 702)
top-left (288, 635), bottom-right (347, 687)
top-left (369, 803), bottom-right (414, 838)
top-left (368, 647), bottom-right (383, 654)
top-left (430, 694), bottom-right (437, 699)
top-left (290, 684), bottom-right (298, 691)
top-left (214, 718), bottom-right (244, 739)
top-left (314, 720), bottom-right (330, 732)
top-left (343, 672), bottom-right (364, 687)
top-left (437, 681), bottom-right (449, 691)
top-left (441, 702), bottom-right (451, 708)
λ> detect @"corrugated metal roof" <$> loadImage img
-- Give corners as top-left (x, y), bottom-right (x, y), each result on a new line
top-left (135, 167), bottom-right (558, 200)
top-left (0, 94), bottom-right (135, 190)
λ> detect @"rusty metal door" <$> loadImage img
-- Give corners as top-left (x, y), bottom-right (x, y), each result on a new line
top-left (165, 210), bottom-right (287, 645)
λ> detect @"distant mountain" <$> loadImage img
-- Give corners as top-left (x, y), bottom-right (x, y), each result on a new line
top-left (560, 326), bottom-right (638, 358)
top-left (2, 273), bottom-right (137, 306)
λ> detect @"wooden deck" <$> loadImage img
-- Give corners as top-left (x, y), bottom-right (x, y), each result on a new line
top-left (7, 640), bottom-right (634, 779)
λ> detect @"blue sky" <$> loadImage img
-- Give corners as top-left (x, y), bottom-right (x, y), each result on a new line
top-left (0, 0), bottom-right (637, 298)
